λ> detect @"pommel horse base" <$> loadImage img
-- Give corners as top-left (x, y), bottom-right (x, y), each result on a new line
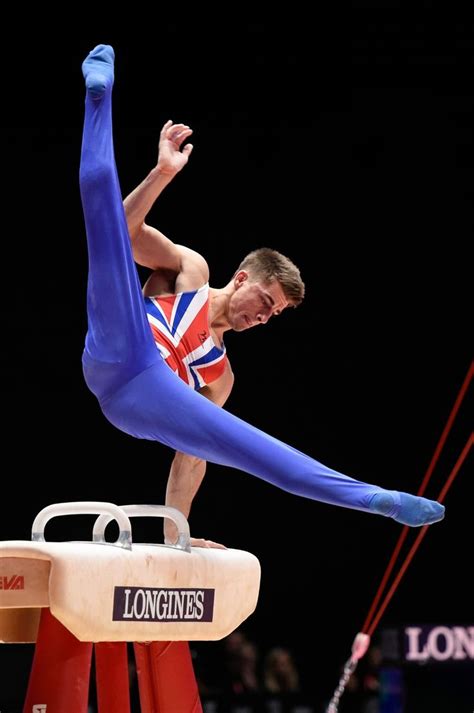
top-left (0, 502), bottom-right (261, 713)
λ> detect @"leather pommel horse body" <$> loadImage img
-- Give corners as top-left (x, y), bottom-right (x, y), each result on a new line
top-left (0, 502), bottom-right (261, 713)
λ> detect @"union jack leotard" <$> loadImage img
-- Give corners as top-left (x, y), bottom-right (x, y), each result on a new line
top-left (145, 284), bottom-right (226, 390)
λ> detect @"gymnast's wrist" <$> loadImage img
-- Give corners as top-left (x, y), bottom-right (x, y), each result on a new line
top-left (164, 528), bottom-right (178, 546)
top-left (153, 164), bottom-right (178, 181)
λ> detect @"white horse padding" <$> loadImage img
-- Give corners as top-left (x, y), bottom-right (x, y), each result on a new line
top-left (0, 541), bottom-right (261, 643)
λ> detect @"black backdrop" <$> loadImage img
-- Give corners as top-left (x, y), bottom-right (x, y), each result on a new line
top-left (1, 9), bottom-right (472, 711)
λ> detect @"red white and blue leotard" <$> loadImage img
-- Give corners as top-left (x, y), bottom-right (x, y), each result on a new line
top-left (145, 285), bottom-right (226, 390)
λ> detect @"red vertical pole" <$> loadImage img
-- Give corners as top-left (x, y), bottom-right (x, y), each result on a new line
top-left (95, 642), bottom-right (131, 713)
top-left (23, 608), bottom-right (92, 713)
top-left (134, 641), bottom-right (202, 713)
top-left (134, 641), bottom-right (159, 713)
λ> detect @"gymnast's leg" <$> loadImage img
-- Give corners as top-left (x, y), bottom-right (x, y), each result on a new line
top-left (103, 357), bottom-right (444, 527)
top-left (80, 44), bottom-right (159, 402)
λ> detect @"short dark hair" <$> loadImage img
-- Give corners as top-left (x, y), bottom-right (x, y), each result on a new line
top-left (236, 248), bottom-right (305, 306)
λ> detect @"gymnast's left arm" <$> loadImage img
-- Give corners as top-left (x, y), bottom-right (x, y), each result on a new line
top-left (164, 360), bottom-right (235, 549)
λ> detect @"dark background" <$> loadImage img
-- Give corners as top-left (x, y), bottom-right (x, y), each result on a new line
top-left (1, 7), bottom-right (473, 712)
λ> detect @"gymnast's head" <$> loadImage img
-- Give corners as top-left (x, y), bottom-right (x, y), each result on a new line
top-left (227, 248), bottom-right (305, 331)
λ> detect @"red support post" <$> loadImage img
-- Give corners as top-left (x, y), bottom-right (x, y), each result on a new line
top-left (134, 641), bottom-right (202, 713)
top-left (95, 642), bottom-right (131, 713)
top-left (23, 608), bottom-right (92, 713)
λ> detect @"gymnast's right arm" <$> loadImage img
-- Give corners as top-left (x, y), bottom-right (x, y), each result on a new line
top-left (164, 361), bottom-right (235, 549)
top-left (123, 119), bottom-right (193, 269)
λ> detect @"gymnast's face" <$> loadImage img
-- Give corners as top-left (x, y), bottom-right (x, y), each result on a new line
top-left (228, 271), bottom-right (289, 331)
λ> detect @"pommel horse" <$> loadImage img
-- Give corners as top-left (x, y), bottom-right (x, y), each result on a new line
top-left (0, 502), bottom-right (261, 712)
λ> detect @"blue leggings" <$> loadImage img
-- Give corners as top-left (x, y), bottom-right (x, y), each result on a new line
top-left (79, 54), bottom-right (394, 518)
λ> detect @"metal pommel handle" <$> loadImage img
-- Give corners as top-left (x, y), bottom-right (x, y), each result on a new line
top-left (93, 504), bottom-right (191, 553)
top-left (31, 501), bottom-right (133, 550)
